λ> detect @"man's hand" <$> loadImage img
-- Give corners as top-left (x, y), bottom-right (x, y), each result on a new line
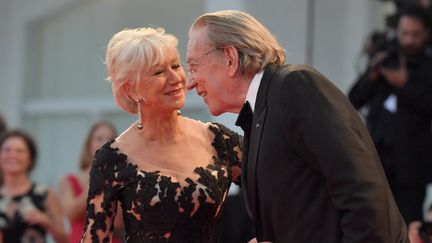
top-left (408, 221), bottom-right (424, 243)
top-left (248, 238), bottom-right (273, 243)
top-left (368, 51), bottom-right (389, 81)
top-left (379, 56), bottom-right (408, 88)
top-left (248, 238), bottom-right (258, 243)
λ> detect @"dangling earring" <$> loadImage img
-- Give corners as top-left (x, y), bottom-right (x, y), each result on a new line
top-left (177, 110), bottom-right (181, 116)
top-left (136, 98), bottom-right (143, 129)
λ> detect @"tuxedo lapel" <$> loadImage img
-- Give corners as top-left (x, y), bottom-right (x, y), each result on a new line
top-left (235, 102), bottom-right (254, 217)
top-left (247, 106), bottom-right (267, 218)
top-left (245, 65), bottom-right (279, 220)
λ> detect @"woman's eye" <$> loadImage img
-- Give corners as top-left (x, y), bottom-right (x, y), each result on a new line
top-left (153, 70), bottom-right (164, 76)
top-left (172, 64), bottom-right (181, 69)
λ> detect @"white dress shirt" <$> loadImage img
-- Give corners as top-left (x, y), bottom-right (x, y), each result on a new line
top-left (245, 71), bottom-right (264, 112)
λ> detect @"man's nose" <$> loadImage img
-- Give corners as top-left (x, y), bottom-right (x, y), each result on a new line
top-left (185, 76), bottom-right (196, 90)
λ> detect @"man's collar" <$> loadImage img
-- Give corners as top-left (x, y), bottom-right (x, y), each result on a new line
top-left (245, 71), bottom-right (264, 112)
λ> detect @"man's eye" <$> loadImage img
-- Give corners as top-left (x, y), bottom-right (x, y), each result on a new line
top-left (187, 63), bottom-right (196, 70)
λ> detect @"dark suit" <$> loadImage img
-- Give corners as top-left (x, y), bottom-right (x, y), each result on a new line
top-left (236, 64), bottom-right (408, 243)
top-left (219, 191), bottom-right (254, 243)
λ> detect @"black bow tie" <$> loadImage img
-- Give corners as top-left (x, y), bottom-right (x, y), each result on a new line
top-left (235, 101), bottom-right (253, 134)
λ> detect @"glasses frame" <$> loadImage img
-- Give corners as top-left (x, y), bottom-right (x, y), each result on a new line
top-left (186, 48), bottom-right (221, 76)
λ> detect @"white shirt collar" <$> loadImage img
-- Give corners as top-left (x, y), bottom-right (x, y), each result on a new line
top-left (245, 71), bottom-right (264, 112)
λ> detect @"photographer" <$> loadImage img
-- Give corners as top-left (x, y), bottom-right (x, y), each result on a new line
top-left (349, 7), bottom-right (432, 225)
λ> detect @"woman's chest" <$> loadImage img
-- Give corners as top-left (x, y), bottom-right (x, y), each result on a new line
top-left (118, 163), bottom-right (231, 219)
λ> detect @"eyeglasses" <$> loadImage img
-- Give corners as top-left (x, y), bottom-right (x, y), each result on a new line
top-left (186, 48), bottom-right (220, 76)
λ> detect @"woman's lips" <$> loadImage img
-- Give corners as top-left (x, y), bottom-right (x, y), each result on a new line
top-left (165, 88), bottom-right (183, 96)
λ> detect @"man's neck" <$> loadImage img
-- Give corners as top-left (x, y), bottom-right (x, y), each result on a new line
top-left (245, 70), bottom-right (264, 112)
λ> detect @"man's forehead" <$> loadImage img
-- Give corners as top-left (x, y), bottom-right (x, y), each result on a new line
top-left (399, 16), bottom-right (427, 30)
top-left (187, 32), bottom-right (211, 58)
top-left (188, 27), bottom-right (210, 45)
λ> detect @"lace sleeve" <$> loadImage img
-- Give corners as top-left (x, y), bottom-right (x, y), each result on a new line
top-left (210, 123), bottom-right (243, 185)
top-left (80, 145), bottom-right (120, 243)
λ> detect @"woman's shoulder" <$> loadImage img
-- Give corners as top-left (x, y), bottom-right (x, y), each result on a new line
top-left (92, 139), bottom-right (128, 166)
top-left (204, 122), bottom-right (243, 169)
top-left (91, 137), bottom-right (139, 184)
top-left (184, 117), bottom-right (242, 150)
top-left (206, 122), bottom-right (243, 146)
top-left (181, 116), bottom-right (209, 127)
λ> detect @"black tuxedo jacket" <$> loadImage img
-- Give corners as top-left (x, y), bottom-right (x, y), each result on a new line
top-left (236, 64), bottom-right (408, 243)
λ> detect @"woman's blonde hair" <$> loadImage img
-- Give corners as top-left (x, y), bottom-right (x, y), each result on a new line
top-left (105, 27), bottom-right (179, 113)
top-left (190, 10), bottom-right (286, 74)
top-left (79, 121), bottom-right (117, 170)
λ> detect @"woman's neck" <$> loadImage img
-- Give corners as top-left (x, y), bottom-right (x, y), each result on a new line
top-left (137, 110), bottom-right (182, 143)
top-left (1, 173), bottom-right (32, 196)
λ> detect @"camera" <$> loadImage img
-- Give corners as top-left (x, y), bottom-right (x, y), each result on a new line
top-left (368, 34), bottom-right (401, 70)
top-left (377, 45), bottom-right (401, 69)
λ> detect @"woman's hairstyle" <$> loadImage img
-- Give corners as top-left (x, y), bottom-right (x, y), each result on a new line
top-left (79, 121), bottom-right (117, 170)
top-left (106, 27), bottom-right (179, 113)
top-left (0, 130), bottom-right (37, 172)
top-left (0, 114), bottom-right (6, 135)
top-left (190, 10), bottom-right (286, 74)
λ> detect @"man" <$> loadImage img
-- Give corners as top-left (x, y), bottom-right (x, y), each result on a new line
top-left (186, 10), bottom-right (408, 243)
top-left (349, 7), bottom-right (432, 224)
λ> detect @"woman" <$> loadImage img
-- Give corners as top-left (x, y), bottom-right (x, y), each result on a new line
top-left (0, 114), bottom-right (6, 136)
top-left (80, 27), bottom-right (242, 243)
top-left (0, 130), bottom-right (68, 243)
top-left (59, 121), bottom-right (123, 243)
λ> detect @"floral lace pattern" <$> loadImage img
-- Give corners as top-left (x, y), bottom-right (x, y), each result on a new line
top-left (81, 123), bottom-right (242, 243)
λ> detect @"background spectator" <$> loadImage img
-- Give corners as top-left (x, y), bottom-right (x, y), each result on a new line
top-left (349, 7), bottom-right (432, 224)
top-left (59, 121), bottom-right (123, 242)
top-left (0, 130), bottom-right (68, 243)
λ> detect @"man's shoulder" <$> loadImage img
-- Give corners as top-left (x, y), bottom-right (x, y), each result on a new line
top-left (267, 64), bottom-right (325, 87)
top-left (266, 64), bottom-right (343, 103)
top-left (274, 63), bottom-right (315, 72)
top-left (283, 64), bottom-right (314, 72)
top-left (268, 64), bottom-right (320, 81)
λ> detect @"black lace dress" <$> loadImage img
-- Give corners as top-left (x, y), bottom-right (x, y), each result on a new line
top-left (81, 123), bottom-right (242, 243)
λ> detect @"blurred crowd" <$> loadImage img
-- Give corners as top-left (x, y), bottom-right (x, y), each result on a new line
top-left (350, 0), bottom-right (432, 242)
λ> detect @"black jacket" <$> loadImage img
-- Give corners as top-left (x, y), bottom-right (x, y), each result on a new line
top-left (237, 64), bottom-right (408, 243)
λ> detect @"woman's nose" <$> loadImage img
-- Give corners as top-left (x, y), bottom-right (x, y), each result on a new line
top-left (168, 68), bottom-right (185, 84)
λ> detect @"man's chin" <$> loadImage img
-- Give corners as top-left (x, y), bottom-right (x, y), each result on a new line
top-left (203, 98), bottom-right (228, 116)
top-left (209, 108), bottom-right (223, 116)
top-left (402, 47), bottom-right (422, 56)
top-left (207, 105), bottom-right (224, 116)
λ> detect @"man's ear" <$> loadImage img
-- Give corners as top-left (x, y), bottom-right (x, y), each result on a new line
top-left (224, 46), bottom-right (239, 77)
